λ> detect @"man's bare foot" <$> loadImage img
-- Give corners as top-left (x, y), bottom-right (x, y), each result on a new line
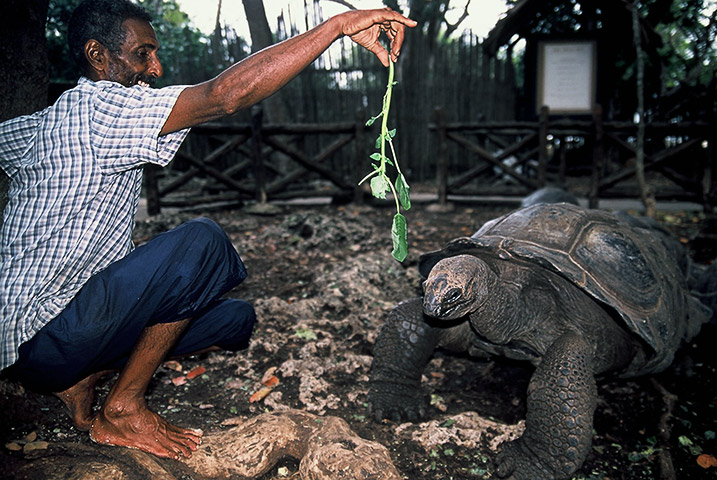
top-left (54, 371), bottom-right (111, 431)
top-left (89, 401), bottom-right (203, 459)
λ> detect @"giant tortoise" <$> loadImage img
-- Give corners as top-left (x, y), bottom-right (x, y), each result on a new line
top-left (368, 202), bottom-right (709, 480)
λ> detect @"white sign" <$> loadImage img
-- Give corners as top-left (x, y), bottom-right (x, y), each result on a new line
top-left (537, 41), bottom-right (596, 114)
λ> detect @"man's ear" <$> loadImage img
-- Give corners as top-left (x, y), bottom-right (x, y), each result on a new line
top-left (84, 40), bottom-right (108, 77)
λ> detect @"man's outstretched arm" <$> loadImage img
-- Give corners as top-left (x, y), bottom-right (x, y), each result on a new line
top-left (161, 8), bottom-right (416, 135)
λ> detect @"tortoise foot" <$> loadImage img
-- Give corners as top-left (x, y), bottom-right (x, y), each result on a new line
top-left (494, 438), bottom-right (567, 480)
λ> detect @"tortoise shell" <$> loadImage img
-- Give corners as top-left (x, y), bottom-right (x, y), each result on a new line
top-left (419, 203), bottom-right (706, 374)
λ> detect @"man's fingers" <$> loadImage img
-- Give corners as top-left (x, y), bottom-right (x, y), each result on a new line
top-left (343, 9), bottom-right (416, 66)
top-left (389, 23), bottom-right (406, 62)
top-left (367, 42), bottom-right (390, 67)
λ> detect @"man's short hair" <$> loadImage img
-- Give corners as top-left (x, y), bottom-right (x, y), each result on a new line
top-left (68, 0), bottom-right (152, 74)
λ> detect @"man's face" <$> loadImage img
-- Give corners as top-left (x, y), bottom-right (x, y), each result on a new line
top-left (105, 17), bottom-right (163, 88)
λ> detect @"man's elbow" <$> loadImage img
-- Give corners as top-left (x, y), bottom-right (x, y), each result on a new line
top-left (207, 78), bottom-right (262, 117)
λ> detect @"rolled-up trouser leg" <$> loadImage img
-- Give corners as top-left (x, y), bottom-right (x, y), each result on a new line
top-left (7, 217), bottom-right (255, 393)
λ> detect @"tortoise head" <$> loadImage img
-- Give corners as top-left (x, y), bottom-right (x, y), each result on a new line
top-left (423, 254), bottom-right (492, 320)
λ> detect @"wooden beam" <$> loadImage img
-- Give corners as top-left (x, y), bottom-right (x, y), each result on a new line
top-left (446, 131), bottom-right (538, 189)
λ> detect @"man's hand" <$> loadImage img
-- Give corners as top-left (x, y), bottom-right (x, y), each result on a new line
top-left (339, 8), bottom-right (417, 67)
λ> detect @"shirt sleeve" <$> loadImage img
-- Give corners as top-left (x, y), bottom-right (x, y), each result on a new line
top-left (0, 112), bottom-right (43, 176)
top-left (90, 84), bottom-right (190, 174)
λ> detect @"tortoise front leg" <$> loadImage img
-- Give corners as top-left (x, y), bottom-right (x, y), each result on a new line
top-left (494, 331), bottom-right (597, 480)
top-left (367, 297), bottom-right (440, 422)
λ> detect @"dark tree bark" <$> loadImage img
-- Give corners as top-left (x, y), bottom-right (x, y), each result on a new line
top-left (0, 0), bottom-right (50, 120)
top-left (0, 0), bottom-right (51, 225)
top-left (240, 0), bottom-right (291, 123)
top-left (241, 0), bottom-right (274, 54)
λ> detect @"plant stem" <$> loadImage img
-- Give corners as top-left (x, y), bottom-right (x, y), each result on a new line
top-left (380, 60), bottom-right (395, 175)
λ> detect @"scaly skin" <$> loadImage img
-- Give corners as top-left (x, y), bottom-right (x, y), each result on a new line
top-left (368, 255), bottom-right (636, 479)
top-left (367, 298), bottom-right (439, 422)
top-left (494, 332), bottom-right (597, 480)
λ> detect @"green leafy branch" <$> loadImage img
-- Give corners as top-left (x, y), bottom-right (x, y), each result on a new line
top-left (358, 59), bottom-right (411, 262)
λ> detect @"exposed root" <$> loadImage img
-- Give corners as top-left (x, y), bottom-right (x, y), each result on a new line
top-left (650, 378), bottom-right (677, 480)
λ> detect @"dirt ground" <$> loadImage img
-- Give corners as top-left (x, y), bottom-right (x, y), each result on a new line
top-left (1, 197), bottom-right (716, 480)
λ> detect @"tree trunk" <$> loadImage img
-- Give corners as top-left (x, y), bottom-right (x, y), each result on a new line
top-left (241, 0), bottom-right (291, 124)
top-left (0, 0), bottom-right (51, 226)
top-left (631, 0), bottom-right (656, 217)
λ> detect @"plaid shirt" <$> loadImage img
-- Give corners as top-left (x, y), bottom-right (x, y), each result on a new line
top-left (0, 77), bottom-right (189, 370)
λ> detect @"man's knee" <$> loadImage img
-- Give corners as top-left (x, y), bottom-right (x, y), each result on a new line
top-left (217, 300), bottom-right (257, 351)
top-left (179, 218), bottom-right (234, 258)
top-left (167, 218), bottom-right (247, 290)
top-left (173, 298), bottom-right (256, 356)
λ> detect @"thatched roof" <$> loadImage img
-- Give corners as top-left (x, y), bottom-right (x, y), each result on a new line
top-left (483, 0), bottom-right (662, 54)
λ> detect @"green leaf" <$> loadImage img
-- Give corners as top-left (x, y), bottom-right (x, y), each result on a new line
top-left (388, 128), bottom-right (397, 138)
top-left (294, 327), bottom-right (318, 340)
top-left (391, 213), bottom-right (408, 262)
top-left (365, 113), bottom-right (382, 127)
top-left (370, 175), bottom-right (390, 199)
top-left (395, 173), bottom-right (411, 210)
top-left (369, 152), bottom-right (384, 162)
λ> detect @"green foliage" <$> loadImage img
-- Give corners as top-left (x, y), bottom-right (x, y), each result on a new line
top-left (359, 59), bottom-right (411, 262)
top-left (45, 0), bottom-right (249, 86)
top-left (46, 0), bottom-right (82, 82)
top-left (293, 327), bottom-right (318, 341)
top-left (139, 0), bottom-right (218, 85)
top-left (652, 0), bottom-right (717, 89)
top-left (513, 0), bottom-right (717, 119)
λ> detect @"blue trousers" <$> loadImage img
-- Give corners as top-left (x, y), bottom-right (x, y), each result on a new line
top-left (8, 218), bottom-right (256, 393)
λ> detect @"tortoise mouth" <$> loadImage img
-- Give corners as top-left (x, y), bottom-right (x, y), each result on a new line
top-left (422, 294), bottom-right (471, 320)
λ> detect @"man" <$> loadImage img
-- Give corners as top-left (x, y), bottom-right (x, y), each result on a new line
top-left (0, 0), bottom-right (416, 460)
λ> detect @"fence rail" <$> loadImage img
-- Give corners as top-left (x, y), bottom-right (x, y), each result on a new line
top-left (430, 105), bottom-right (715, 212)
top-left (143, 106), bottom-right (370, 215)
top-left (143, 105), bottom-right (716, 215)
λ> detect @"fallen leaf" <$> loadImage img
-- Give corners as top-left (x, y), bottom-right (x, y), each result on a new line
top-left (697, 454), bottom-right (717, 468)
top-left (262, 375), bottom-right (280, 388)
top-left (172, 376), bottom-right (187, 386)
top-left (249, 386), bottom-right (273, 403)
top-left (24, 432), bottom-right (37, 442)
top-left (5, 443), bottom-right (22, 452)
top-left (220, 417), bottom-right (245, 426)
top-left (164, 360), bottom-right (183, 372)
top-left (261, 366), bottom-right (278, 384)
top-left (186, 366), bottom-right (206, 379)
top-left (23, 441), bottom-right (49, 453)
top-left (294, 327), bottom-right (318, 341)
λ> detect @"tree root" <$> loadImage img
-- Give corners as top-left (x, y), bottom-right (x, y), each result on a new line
top-left (650, 378), bottom-right (677, 480)
top-left (7, 410), bottom-right (402, 480)
top-left (182, 409), bottom-right (403, 479)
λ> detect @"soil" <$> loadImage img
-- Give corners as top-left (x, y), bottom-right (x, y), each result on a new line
top-left (1, 198), bottom-right (716, 480)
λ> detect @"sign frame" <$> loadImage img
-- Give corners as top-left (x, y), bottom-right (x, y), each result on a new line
top-left (536, 40), bottom-right (597, 115)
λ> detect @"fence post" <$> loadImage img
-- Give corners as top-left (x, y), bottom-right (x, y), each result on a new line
top-left (354, 108), bottom-right (366, 204)
top-left (251, 105), bottom-right (267, 203)
top-left (435, 107), bottom-right (448, 206)
top-left (703, 131), bottom-right (714, 213)
top-left (538, 105), bottom-right (549, 187)
top-left (143, 164), bottom-right (161, 216)
top-left (589, 104), bottom-right (604, 209)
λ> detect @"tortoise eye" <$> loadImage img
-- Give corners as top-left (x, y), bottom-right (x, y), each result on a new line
top-left (444, 288), bottom-right (463, 303)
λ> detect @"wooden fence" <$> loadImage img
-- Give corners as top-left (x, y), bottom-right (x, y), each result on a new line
top-left (144, 104), bottom-right (715, 214)
top-left (143, 106), bottom-right (371, 215)
top-left (430, 105), bottom-right (716, 212)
